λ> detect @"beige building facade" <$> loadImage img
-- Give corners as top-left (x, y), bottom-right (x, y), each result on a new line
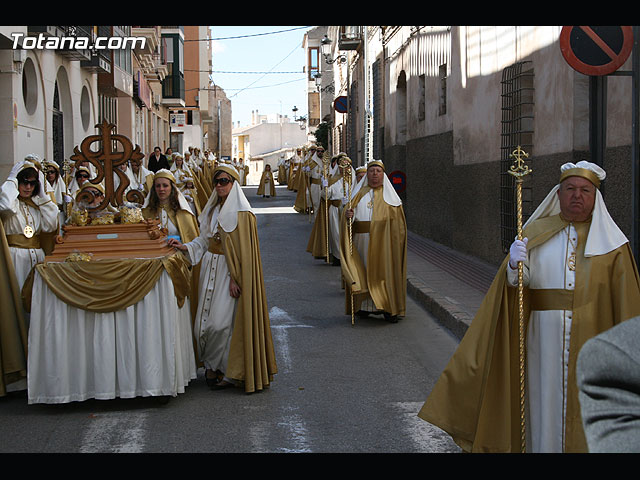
top-left (316, 26), bottom-right (638, 266)
top-left (0, 26), bottom-right (219, 180)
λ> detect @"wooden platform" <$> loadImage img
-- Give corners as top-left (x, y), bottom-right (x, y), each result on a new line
top-left (46, 220), bottom-right (174, 261)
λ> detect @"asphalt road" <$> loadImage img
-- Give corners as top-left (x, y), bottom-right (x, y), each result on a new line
top-left (0, 184), bottom-right (461, 454)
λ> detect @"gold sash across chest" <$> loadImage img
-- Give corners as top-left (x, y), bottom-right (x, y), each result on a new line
top-left (6, 233), bottom-right (41, 249)
top-left (208, 235), bottom-right (224, 255)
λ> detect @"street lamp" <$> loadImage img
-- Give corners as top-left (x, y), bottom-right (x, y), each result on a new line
top-left (321, 35), bottom-right (346, 65)
top-left (314, 72), bottom-right (322, 91)
top-left (293, 106), bottom-right (306, 130)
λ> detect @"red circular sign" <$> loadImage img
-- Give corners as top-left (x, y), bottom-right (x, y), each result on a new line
top-left (388, 170), bottom-right (406, 193)
top-left (560, 26), bottom-right (634, 76)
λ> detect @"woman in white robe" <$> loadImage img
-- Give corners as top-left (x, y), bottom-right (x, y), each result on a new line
top-left (141, 169), bottom-right (200, 388)
top-left (170, 166), bottom-right (244, 389)
top-left (169, 165), bottom-right (277, 392)
top-left (0, 159), bottom-right (59, 291)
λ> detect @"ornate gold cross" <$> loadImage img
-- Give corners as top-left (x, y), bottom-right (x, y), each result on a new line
top-left (70, 119), bottom-right (145, 209)
top-left (508, 146), bottom-right (532, 179)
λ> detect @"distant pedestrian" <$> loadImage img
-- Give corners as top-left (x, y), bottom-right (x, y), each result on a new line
top-left (148, 146), bottom-right (170, 173)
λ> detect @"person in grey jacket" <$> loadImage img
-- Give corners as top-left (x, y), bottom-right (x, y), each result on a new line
top-left (577, 316), bottom-right (640, 453)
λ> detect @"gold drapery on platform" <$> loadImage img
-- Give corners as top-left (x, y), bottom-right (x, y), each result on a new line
top-left (22, 252), bottom-right (192, 314)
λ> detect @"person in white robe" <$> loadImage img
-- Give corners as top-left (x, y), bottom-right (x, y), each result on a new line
top-left (342, 160), bottom-right (406, 322)
top-left (307, 147), bottom-right (326, 218)
top-left (169, 166), bottom-right (245, 389)
top-left (325, 156), bottom-right (355, 264)
top-left (124, 157), bottom-right (154, 196)
top-left (506, 161), bottom-right (635, 452)
top-left (287, 149), bottom-right (303, 191)
top-left (43, 160), bottom-right (67, 231)
top-left (418, 160), bottom-right (640, 453)
top-left (168, 165), bottom-right (277, 393)
top-left (0, 159), bottom-right (59, 291)
top-left (170, 155), bottom-right (192, 185)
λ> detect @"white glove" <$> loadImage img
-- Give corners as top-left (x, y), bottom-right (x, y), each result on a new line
top-left (63, 194), bottom-right (73, 203)
top-left (34, 170), bottom-right (50, 203)
top-left (8, 161), bottom-right (25, 181)
top-left (341, 196), bottom-right (348, 206)
top-left (509, 238), bottom-right (528, 269)
top-left (322, 178), bottom-right (328, 188)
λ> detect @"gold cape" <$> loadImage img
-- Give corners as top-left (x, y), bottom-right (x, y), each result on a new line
top-left (339, 185), bottom-right (407, 317)
top-left (256, 171), bottom-right (276, 197)
top-left (287, 164), bottom-right (298, 191)
top-left (220, 211), bottom-right (277, 393)
top-left (278, 164), bottom-right (288, 185)
top-left (417, 214), bottom-right (640, 452)
top-left (242, 165), bottom-right (249, 186)
top-left (293, 161), bottom-right (313, 213)
top-left (306, 198), bottom-right (329, 258)
top-left (0, 220), bottom-right (28, 396)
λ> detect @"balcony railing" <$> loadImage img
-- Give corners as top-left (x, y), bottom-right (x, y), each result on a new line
top-left (338, 26), bottom-right (363, 51)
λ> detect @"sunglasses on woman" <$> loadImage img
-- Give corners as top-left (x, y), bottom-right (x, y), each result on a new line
top-left (214, 178), bottom-right (232, 186)
top-left (20, 179), bottom-right (38, 187)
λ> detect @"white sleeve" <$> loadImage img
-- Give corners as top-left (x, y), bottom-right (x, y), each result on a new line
top-left (0, 180), bottom-right (20, 214)
top-left (506, 260), bottom-right (530, 287)
top-left (184, 234), bottom-right (209, 266)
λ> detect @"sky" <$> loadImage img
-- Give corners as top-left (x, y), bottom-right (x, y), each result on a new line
top-left (208, 26), bottom-right (313, 128)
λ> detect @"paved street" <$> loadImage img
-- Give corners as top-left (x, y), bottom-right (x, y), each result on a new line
top-left (0, 185), bottom-right (461, 453)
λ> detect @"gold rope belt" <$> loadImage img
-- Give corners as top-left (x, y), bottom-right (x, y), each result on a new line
top-left (208, 237), bottom-right (224, 255)
top-left (529, 288), bottom-right (574, 311)
top-left (6, 233), bottom-right (41, 249)
top-left (352, 221), bottom-right (370, 233)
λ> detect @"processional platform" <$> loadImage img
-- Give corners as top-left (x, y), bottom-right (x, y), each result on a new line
top-left (27, 120), bottom-right (196, 405)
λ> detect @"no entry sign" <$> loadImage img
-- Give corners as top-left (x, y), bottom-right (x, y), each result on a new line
top-left (334, 96), bottom-right (348, 114)
top-left (560, 26), bottom-right (634, 76)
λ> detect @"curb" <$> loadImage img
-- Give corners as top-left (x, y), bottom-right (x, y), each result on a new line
top-left (406, 275), bottom-right (472, 341)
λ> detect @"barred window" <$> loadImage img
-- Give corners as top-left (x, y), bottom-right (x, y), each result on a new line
top-left (438, 64), bottom-right (447, 116)
top-left (500, 61), bottom-right (534, 253)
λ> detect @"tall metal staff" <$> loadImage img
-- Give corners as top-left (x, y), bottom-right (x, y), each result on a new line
top-left (305, 151), bottom-right (313, 223)
top-left (339, 156), bottom-right (354, 326)
top-left (62, 158), bottom-right (73, 218)
top-left (508, 145), bottom-right (531, 453)
top-left (323, 150), bottom-right (330, 263)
